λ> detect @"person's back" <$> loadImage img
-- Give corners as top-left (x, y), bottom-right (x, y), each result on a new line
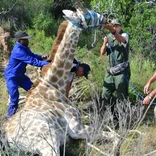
top-left (5, 42), bottom-right (29, 77)
top-left (5, 41), bottom-right (47, 78)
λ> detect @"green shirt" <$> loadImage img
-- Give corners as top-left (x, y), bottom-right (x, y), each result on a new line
top-left (106, 32), bottom-right (129, 68)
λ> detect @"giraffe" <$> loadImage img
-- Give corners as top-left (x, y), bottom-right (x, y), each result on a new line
top-left (32, 20), bottom-right (68, 90)
top-left (2, 8), bottom-right (120, 156)
top-left (14, 21), bottom-right (68, 105)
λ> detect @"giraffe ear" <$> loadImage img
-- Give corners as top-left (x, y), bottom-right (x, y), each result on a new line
top-left (62, 10), bottom-right (81, 24)
top-left (62, 15), bottom-right (80, 24)
top-left (62, 10), bottom-right (74, 17)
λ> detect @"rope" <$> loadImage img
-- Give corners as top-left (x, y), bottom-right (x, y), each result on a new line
top-left (91, 30), bottom-right (97, 47)
top-left (68, 7), bottom-right (156, 104)
top-left (108, 44), bottom-right (144, 100)
top-left (102, 31), bottom-right (156, 105)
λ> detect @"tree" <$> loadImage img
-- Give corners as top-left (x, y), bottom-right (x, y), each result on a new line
top-left (129, 2), bottom-right (156, 60)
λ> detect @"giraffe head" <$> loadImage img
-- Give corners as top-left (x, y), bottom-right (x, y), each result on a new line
top-left (63, 8), bottom-right (108, 29)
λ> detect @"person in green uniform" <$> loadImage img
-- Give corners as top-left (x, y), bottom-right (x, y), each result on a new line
top-left (100, 19), bottom-right (131, 114)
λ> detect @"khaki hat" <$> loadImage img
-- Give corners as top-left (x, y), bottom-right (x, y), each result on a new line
top-left (111, 19), bottom-right (122, 25)
top-left (14, 31), bottom-right (32, 41)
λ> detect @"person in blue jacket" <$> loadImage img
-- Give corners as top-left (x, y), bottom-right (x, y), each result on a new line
top-left (4, 31), bottom-right (49, 118)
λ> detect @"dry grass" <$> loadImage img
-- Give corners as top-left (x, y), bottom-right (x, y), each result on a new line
top-left (0, 58), bottom-right (156, 155)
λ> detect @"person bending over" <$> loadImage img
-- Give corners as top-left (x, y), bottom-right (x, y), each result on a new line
top-left (66, 58), bottom-right (91, 98)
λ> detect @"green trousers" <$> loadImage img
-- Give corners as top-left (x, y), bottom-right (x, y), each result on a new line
top-left (102, 70), bottom-right (130, 106)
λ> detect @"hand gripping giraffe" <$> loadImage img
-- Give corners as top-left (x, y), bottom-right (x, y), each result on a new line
top-left (2, 8), bottom-right (120, 156)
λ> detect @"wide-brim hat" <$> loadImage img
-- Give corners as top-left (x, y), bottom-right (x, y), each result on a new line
top-left (14, 31), bottom-right (32, 41)
top-left (111, 19), bottom-right (122, 26)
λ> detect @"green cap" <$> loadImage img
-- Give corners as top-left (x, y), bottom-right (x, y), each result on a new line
top-left (111, 19), bottom-right (122, 25)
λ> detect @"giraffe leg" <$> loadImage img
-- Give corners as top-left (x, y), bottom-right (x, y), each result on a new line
top-left (65, 108), bottom-right (97, 141)
top-left (67, 116), bottom-right (93, 141)
top-left (35, 139), bottom-right (60, 156)
top-left (99, 126), bottom-right (121, 155)
top-left (40, 147), bottom-right (60, 156)
top-left (101, 130), bottom-right (120, 148)
top-left (67, 113), bottom-right (120, 154)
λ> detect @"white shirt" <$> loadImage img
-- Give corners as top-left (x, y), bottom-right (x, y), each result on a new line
top-left (121, 33), bottom-right (129, 47)
top-left (67, 72), bottom-right (76, 82)
top-left (107, 33), bottom-right (129, 47)
top-left (67, 58), bottom-right (79, 82)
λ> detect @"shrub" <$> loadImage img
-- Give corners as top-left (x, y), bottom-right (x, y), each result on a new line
top-left (27, 29), bottom-right (55, 56)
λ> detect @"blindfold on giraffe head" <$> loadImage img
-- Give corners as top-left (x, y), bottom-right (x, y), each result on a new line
top-left (62, 8), bottom-right (108, 29)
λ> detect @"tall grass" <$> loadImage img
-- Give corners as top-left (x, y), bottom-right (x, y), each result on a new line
top-left (0, 33), bottom-right (156, 155)
top-left (0, 91), bottom-right (155, 155)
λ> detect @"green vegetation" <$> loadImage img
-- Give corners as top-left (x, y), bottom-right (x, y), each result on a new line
top-left (0, 0), bottom-right (156, 155)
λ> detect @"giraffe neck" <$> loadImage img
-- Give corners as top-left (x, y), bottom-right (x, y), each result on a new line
top-left (44, 22), bottom-right (82, 95)
top-left (48, 21), bottom-right (68, 61)
top-left (39, 21), bottom-right (68, 77)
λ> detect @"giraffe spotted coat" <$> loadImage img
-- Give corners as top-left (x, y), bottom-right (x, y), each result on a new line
top-left (2, 9), bottom-right (120, 156)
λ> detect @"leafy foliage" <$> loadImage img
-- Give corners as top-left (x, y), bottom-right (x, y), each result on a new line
top-left (129, 3), bottom-right (156, 60)
top-left (0, 0), bottom-right (155, 99)
top-left (27, 29), bottom-right (55, 55)
top-left (1, 1), bottom-right (156, 155)
top-left (0, 0), bottom-right (53, 33)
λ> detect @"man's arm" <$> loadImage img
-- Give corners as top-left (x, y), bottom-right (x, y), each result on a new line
top-left (144, 72), bottom-right (156, 94)
top-left (66, 80), bottom-right (72, 98)
top-left (66, 73), bottom-right (74, 98)
top-left (100, 37), bottom-right (108, 56)
top-left (13, 49), bottom-right (48, 67)
top-left (27, 47), bottom-right (48, 60)
top-left (143, 88), bottom-right (156, 105)
top-left (104, 24), bottom-right (127, 43)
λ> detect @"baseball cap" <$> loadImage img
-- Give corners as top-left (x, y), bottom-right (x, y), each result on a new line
top-left (14, 31), bottom-right (32, 41)
top-left (111, 19), bottom-right (122, 26)
top-left (80, 63), bottom-right (91, 79)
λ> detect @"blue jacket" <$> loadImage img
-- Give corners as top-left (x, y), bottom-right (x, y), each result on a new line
top-left (5, 42), bottom-right (48, 78)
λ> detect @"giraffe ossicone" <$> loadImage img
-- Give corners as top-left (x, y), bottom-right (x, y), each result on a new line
top-left (2, 7), bottom-right (120, 156)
